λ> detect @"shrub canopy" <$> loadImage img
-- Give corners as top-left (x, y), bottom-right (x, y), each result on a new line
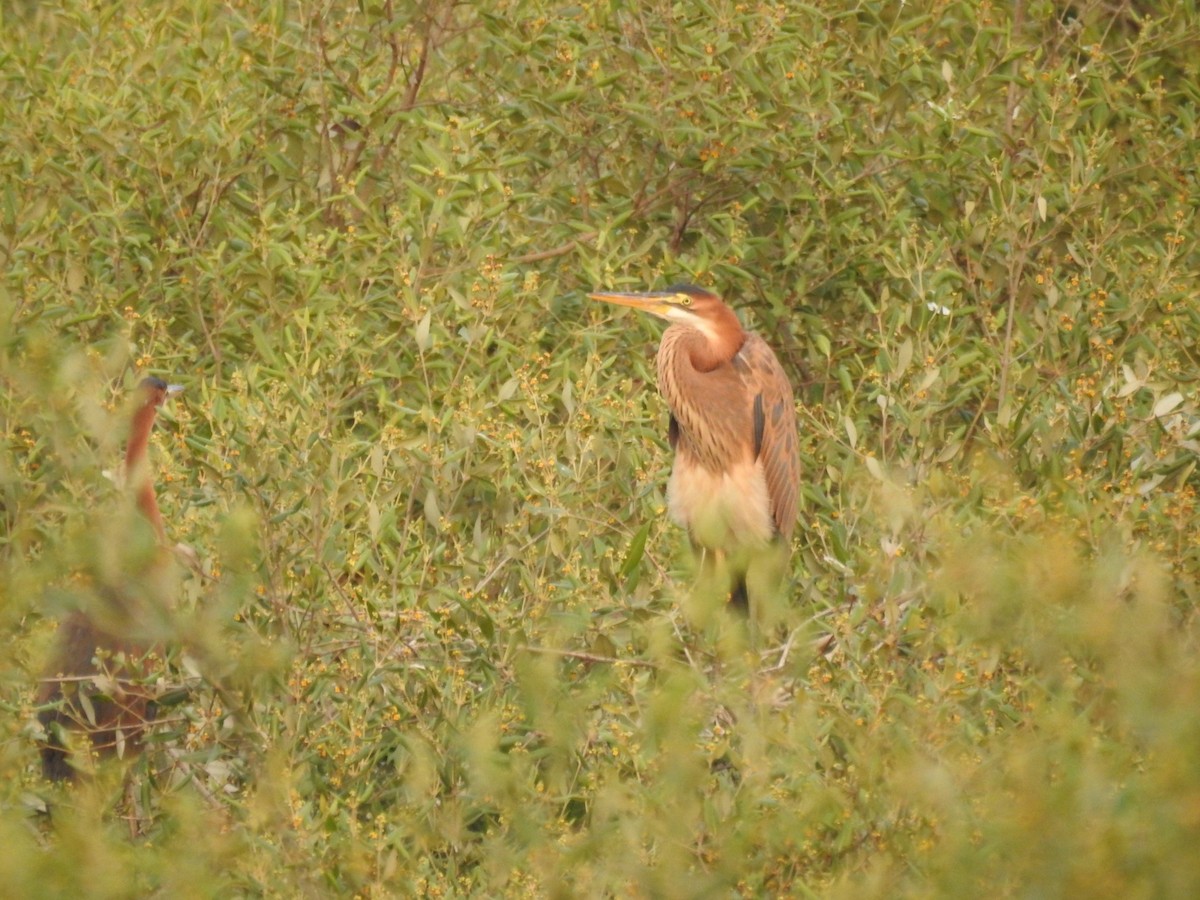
top-left (1, 0), bottom-right (1199, 896)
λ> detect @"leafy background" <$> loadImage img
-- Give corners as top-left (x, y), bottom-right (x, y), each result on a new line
top-left (2, 0), bottom-right (1199, 896)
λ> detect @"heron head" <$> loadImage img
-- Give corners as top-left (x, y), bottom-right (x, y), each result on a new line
top-left (589, 284), bottom-right (740, 347)
top-left (136, 376), bottom-right (184, 409)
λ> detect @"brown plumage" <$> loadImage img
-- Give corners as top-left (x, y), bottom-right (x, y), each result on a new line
top-left (590, 284), bottom-right (800, 612)
top-left (36, 376), bottom-right (182, 781)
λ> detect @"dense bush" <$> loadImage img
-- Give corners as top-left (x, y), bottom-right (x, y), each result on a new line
top-left (2, 0), bottom-right (1198, 895)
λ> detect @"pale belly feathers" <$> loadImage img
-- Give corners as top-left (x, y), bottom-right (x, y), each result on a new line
top-left (666, 457), bottom-right (775, 553)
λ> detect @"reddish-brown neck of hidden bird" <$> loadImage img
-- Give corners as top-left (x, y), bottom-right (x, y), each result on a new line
top-left (36, 375), bottom-right (182, 783)
top-left (124, 377), bottom-right (179, 544)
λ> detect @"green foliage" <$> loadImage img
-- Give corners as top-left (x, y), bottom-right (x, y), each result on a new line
top-left (2, 0), bottom-right (1199, 895)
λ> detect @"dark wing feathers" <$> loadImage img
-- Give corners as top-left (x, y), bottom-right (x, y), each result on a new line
top-left (734, 334), bottom-right (800, 540)
top-left (752, 393), bottom-right (765, 459)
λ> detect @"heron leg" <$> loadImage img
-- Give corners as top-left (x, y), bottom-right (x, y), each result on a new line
top-left (695, 541), bottom-right (752, 613)
top-left (686, 541), bottom-right (740, 623)
top-left (743, 538), bottom-right (791, 628)
top-left (729, 578), bottom-right (750, 612)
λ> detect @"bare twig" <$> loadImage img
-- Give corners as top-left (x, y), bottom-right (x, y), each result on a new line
top-left (322, 561), bottom-right (367, 628)
top-left (510, 234), bottom-right (598, 265)
top-left (1005, 0), bottom-right (1025, 139)
top-left (521, 645), bottom-right (659, 669)
top-left (473, 526), bottom-right (553, 595)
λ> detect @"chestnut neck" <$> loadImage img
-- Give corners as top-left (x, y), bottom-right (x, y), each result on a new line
top-left (685, 303), bottom-right (746, 372)
top-left (125, 400), bottom-right (166, 544)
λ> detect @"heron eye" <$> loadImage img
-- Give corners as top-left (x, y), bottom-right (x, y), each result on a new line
top-left (678, 295), bottom-right (692, 307)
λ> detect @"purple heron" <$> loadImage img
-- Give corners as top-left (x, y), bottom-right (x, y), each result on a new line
top-left (37, 376), bottom-right (183, 781)
top-left (590, 285), bottom-right (800, 614)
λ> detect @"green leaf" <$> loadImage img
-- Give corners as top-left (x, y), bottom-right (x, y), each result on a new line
top-left (619, 521), bottom-right (652, 579)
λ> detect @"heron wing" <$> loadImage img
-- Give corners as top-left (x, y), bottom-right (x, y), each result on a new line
top-left (734, 334), bottom-right (800, 540)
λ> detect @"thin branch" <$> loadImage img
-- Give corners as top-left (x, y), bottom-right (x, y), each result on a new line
top-left (510, 233), bottom-right (598, 265)
top-left (473, 526), bottom-right (553, 595)
top-left (322, 561), bottom-right (367, 628)
top-left (374, 14), bottom-right (434, 169)
top-left (521, 645), bottom-right (660, 669)
top-left (1005, 0), bottom-right (1025, 139)
top-left (382, 0), bottom-right (402, 89)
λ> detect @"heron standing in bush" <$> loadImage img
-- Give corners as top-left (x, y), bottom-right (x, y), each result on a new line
top-left (36, 376), bottom-right (183, 782)
top-left (589, 285), bottom-right (800, 618)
